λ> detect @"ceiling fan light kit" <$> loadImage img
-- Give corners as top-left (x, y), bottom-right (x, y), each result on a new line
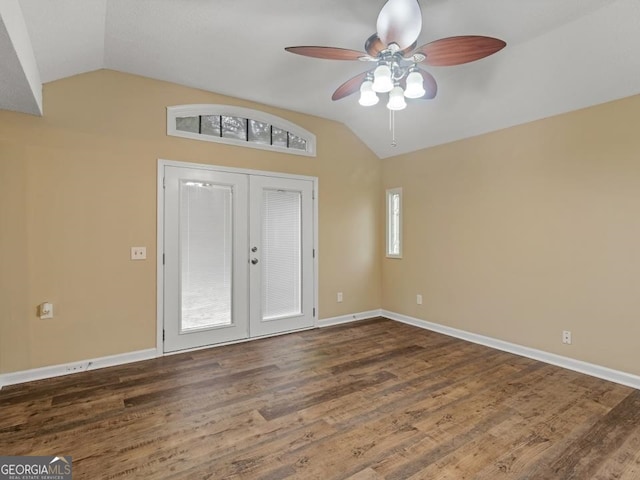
top-left (285, 0), bottom-right (506, 141)
top-left (367, 47), bottom-right (429, 108)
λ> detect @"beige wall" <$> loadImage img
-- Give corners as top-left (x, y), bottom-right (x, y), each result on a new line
top-left (0, 144), bottom-right (30, 372)
top-left (0, 69), bottom-right (382, 373)
top-left (3, 68), bottom-right (639, 380)
top-left (382, 94), bottom-right (640, 376)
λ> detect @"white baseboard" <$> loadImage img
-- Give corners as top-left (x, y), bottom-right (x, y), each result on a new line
top-left (382, 310), bottom-right (640, 390)
top-left (4, 312), bottom-right (637, 392)
top-left (0, 310), bottom-right (383, 389)
top-left (317, 309), bottom-right (382, 328)
top-left (0, 348), bottom-right (158, 389)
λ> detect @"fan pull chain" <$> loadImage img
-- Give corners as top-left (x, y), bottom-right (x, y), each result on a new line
top-left (389, 109), bottom-right (397, 147)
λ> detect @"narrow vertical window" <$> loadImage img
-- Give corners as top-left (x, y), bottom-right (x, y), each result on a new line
top-left (386, 187), bottom-right (402, 258)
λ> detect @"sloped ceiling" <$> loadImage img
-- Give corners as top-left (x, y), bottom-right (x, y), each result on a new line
top-left (2, 0), bottom-right (640, 158)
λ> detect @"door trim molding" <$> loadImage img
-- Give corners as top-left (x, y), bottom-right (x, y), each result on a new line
top-left (156, 159), bottom-right (319, 356)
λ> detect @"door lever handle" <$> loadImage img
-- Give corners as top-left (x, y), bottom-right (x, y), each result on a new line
top-left (251, 258), bottom-right (259, 265)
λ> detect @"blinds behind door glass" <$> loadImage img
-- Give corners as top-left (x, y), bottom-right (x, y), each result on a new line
top-left (180, 181), bottom-right (233, 331)
top-left (262, 189), bottom-right (302, 320)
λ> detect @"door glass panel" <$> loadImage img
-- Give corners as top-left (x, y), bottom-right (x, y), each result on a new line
top-left (180, 181), bottom-right (233, 331)
top-left (262, 189), bottom-right (302, 320)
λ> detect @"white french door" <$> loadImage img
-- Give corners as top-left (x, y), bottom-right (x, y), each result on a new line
top-left (162, 164), bottom-right (315, 353)
top-left (249, 175), bottom-right (314, 337)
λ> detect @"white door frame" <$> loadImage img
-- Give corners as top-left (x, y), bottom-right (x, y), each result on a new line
top-left (156, 159), bottom-right (319, 356)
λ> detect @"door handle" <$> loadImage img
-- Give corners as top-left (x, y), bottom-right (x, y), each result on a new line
top-left (251, 258), bottom-right (259, 265)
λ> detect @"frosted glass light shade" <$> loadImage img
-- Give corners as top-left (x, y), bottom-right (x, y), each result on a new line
top-left (359, 80), bottom-right (379, 106)
top-left (404, 70), bottom-right (426, 98)
top-left (372, 64), bottom-right (393, 93)
top-left (387, 85), bottom-right (407, 110)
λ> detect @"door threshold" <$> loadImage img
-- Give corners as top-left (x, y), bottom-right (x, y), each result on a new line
top-left (162, 325), bottom-right (317, 356)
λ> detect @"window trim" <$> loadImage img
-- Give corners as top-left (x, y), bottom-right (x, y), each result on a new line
top-left (386, 187), bottom-right (403, 259)
top-left (167, 104), bottom-right (316, 157)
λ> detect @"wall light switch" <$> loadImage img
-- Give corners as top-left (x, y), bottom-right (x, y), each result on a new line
top-left (131, 247), bottom-right (147, 260)
top-left (337, 292), bottom-right (343, 303)
top-left (416, 294), bottom-right (423, 305)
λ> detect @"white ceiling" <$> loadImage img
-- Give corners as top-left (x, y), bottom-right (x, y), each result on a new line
top-left (3, 0), bottom-right (640, 158)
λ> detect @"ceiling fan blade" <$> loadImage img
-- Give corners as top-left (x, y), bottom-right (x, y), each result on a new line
top-left (376, 0), bottom-right (422, 50)
top-left (402, 41), bottom-right (417, 56)
top-left (285, 46), bottom-right (367, 61)
top-left (332, 71), bottom-right (371, 101)
top-left (400, 69), bottom-right (437, 100)
top-left (365, 34), bottom-right (385, 56)
top-left (417, 35), bottom-right (506, 67)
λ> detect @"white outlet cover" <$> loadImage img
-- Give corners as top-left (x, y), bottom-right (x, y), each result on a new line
top-left (131, 246), bottom-right (147, 260)
top-left (39, 302), bottom-right (53, 319)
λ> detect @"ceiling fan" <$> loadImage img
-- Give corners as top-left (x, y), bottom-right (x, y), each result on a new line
top-left (285, 0), bottom-right (506, 111)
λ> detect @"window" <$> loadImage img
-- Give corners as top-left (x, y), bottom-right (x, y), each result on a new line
top-left (167, 105), bottom-right (316, 157)
top-left (386, 187), bottom-right (402, 258)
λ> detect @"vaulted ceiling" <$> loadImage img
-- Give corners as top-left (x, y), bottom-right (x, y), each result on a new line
top-left (1, 0), bottom-right (639, 158)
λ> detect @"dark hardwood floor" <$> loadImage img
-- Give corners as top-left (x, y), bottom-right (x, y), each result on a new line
top-left (1, 318), bottom-right (639, 479)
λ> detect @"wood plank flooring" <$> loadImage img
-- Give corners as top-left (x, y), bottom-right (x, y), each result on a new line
top-left (1, 318), bottom-right (639, 479)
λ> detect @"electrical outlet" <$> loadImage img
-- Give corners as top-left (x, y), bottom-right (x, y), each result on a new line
top-left (416, 294), bottom-right (423, 305)
top-left (131, 246), bottom-right (147, 260)
top-left (39, 302), bottom-right (53, 319)
top-left (337, 292), bottom-right (343, 303)
top-left (562, 330), bottom-right (572, 345)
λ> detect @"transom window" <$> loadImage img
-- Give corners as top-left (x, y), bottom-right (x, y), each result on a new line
top-left (167, 105), bottom-right (316, 157)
